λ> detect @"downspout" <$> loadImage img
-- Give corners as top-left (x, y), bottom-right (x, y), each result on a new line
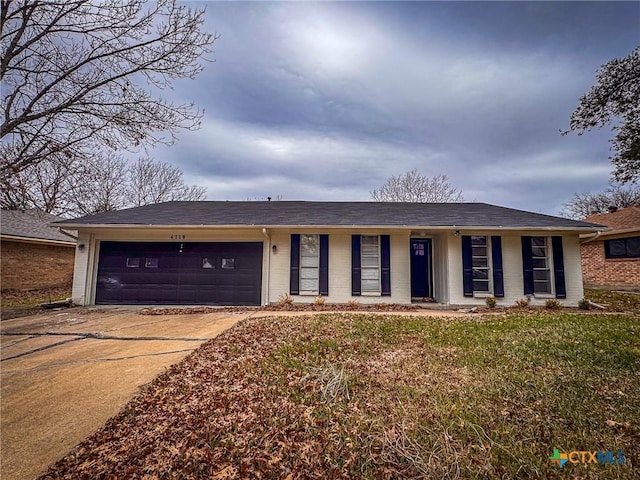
top-left (580, 231), bottom-right (603, 244)
top-left (262, 228), bottom-right (271, 305)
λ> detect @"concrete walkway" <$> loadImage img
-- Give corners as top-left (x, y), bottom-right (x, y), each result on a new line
top-left (1, 307), bottom-right (248, 480)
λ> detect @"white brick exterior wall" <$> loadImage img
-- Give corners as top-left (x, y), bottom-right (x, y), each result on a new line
top-left (268, 229), bottom-right (411, 304)
top-left (447, 231), bottom-right (584, 307)
top-left (70, 227), bottom-right (585, 307)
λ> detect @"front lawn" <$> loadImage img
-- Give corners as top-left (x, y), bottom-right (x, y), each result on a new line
top-left (41, 312), bottom-right (638, 479)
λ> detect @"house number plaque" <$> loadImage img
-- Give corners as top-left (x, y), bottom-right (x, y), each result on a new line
top-left (170, 234), bottom-right (186, 240)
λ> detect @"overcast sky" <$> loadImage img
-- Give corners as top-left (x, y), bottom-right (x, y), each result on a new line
top-left (155, 1), bottom-right (639, 215)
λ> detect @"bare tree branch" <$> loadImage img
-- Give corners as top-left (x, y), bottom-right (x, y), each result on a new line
top-left (1, 0), bottom-right (218, 175)
top-left (560, 183), bottom-right (640, 219)
top-left (371, 170), bottom-right (464, 202)
top-left (128, 157), bottom-right (206, 207)
top-left (1, 154), bottom-right (207, 216)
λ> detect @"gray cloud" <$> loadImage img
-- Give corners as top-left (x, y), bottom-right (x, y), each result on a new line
top-left (157, 1), bottom-right (639, 215)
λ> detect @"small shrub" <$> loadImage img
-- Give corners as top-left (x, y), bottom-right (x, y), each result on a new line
top-left (578, 298), bottom-right (591, 310)
top-left (514, 298), bottom-right (530, 309)
top-left (347, 299), bottom-right (359, 308)
top-left (485, 297), bottom-right (497, 308)
top-left (277, 293), bottom-right (294, 307)
top-left (545, 298), bottom-right (562, 310)
top-left (314, 296), bottom-right (326, 305)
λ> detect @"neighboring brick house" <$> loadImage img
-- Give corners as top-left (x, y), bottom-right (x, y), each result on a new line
top-left (1, 209), bottom-right (76, 291)
top-left (582, 207), bottom-right (640, 290)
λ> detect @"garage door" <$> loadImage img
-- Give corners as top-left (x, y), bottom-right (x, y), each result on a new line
top-left (96, 242), bottom-right (263, 305)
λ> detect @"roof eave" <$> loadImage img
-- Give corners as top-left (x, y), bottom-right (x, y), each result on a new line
top-left (54, 223), bottom-right (603, 232)
top-left (0, 234), bottom-right (76, 246)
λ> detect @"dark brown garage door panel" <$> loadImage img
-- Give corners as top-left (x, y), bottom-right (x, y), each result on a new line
top-left (96, 241), bottom-right (263, 305)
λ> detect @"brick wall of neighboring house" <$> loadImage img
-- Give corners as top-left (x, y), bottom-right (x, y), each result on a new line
top-left (1, 240), bottom-right (75, 290)
top-left (581, 240), bottom-right (640, 289)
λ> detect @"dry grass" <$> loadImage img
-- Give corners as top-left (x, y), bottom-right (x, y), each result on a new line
top-left (40, 312), bottom-right (639, 479)
top-left (303, 364), bottom-right (351, 403)
top-left (1, 286), bottom-right (71, 320)
top-left (585, 288), bottom-right (640, 312)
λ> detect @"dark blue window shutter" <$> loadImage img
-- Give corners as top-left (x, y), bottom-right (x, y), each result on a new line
top-left (552, 236), bottom-right (566, 299)
top-left (491, 236), bottom-right (504, 297)
top-left (521, 236), bottom-right (534, 295)
top-left (319, 234), bottom-right (329, 296)
top-left (289, 234), bottom-right (300, 295)
top-left (461, 236), bottom-right (473, 297)
top-left (351, 235), bottom-right (361, 296)
top-left (380, 235), bottom-right (391, 296)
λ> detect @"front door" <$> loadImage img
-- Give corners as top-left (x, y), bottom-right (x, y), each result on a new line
top-left (410, 238), bottom-right (433, 298)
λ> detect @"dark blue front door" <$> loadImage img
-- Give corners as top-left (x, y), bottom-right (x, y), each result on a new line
top-left (410, 239), bottom-right (433, 298)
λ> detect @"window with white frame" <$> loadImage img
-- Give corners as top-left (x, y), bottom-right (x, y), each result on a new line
top-left (300, 234), bottom-right (319, 293)
top-left (531, 236), bottom-right (552, 294)
top-left (361, 235), bottom-right (380, 293)
top-left (471, 236), bottom-right (490, 292)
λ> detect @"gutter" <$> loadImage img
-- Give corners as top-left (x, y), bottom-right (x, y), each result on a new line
top-left (580, 230), bottom-right (603, 244)
top-left (52, 223), bottom-right (603, 233)
top-left (262, 228), bottom-right (271, 306)
top-left (0, 234), bottom-right (75, 247)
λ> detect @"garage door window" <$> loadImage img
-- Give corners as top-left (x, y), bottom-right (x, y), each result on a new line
top-left (221, 258), bottom-right (235, 269)
top-left (145, 258), bottom-right (159, 268)
top-left (202, 257), bottom-right (214, 268)
top-left (126, 257), bottom-right (140, 268)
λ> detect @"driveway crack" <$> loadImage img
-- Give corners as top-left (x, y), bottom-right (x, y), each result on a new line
top-left (2, 337), bottom-right (85, 361)
top-left (1, 331), bottom-right (209, 341)
top-left (0, 332), bottom-right (210, 362)
top-left (1, 348), bottom-right (196, 373)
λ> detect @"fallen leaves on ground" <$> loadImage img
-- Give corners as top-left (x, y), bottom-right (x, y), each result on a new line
top-left (37, 313), bottom-right (639, 480)
top-left (138, 302), bottom-right (447, 316)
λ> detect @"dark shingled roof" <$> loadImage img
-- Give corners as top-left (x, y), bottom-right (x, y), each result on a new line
top-left (1, 209), bottom-right (75, 243)
top-left (55, 201), bottom-right (604, 230)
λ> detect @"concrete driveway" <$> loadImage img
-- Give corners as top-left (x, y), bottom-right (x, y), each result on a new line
top-left (1, 307), bottom-right (248, 480)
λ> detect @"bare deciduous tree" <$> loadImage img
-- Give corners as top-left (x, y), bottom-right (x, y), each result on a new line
top-left (371, 170), bottom-right (464, 202)
top-left (0, 155), bottom-right (207, 216)
top-left (1, 0), bottom-right (217, 175)
top-left (69, 155), bottom-right (129, 215)
top-left (0, 156), bottom-right (83, 213)
top-left (560, 183), bottom-right (640, 219)
top-left (128, 157), bottom-right (207, 207)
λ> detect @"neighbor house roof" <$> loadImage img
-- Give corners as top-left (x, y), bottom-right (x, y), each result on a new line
top-left (585, 207), bottom-right (640, 237)
top-left (1, 209), bottom-right (76, 245)
top-left (55, 201), bottom-right (604, 231)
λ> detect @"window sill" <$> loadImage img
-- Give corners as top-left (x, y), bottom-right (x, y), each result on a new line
top-left (533, 293), bottom-right (555, 299)
top-left (473, 292), bottom-right (494, 298)
top-left (361, 292), bottom-right (381, 297)
top-left (298, 292), bottom-right (319, 296)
